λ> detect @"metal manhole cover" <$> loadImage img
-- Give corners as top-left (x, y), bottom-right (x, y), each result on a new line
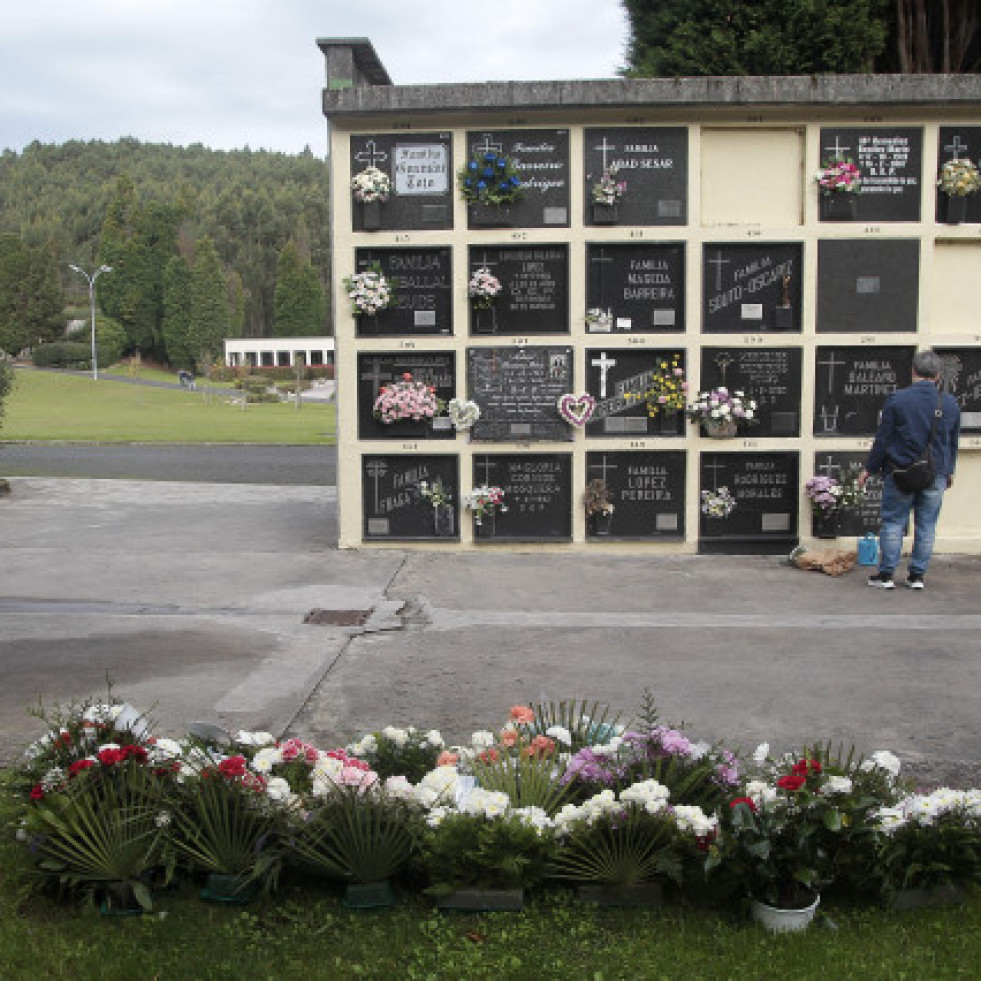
top-left (303, 609), bottom-right (371, 626)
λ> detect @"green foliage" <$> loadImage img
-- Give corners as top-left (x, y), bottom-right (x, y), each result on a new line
top-left (189, 236), bottom-right (230, 372)
top-left (273, 241), bottom-right (326, 337)
top-left (0, 233), bottom-right (65, 355)
top-left (528, 699), bottom-right (625, 752)
top-left (471, 751), bottom-right (572, 814)
top-left (0, 358), bottom-right (13, 431)
top-left (421, 813), bottom-right (556, 891)
top-left (622, 0), bottom-right (889, 77)
top-left (288, 787), bottom-right (420, 883)
top-left (30, 341), bottom-right (117, 369)
top-left (160, 254), bottom-right (194, 368)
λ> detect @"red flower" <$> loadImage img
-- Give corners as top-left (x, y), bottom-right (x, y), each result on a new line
top-left (69, 759), bottom-right (96, 777)
top-left (29, 784), bottom-right (45, 801)
top-left (98, 747), bottom-right (125, 766)
top-left (809, 759), bottom-right (822, 774)
top-left (730, 796), bottom-right (757, 812)
top-left (791, 761), bottom-right (809, 776)
top-left (55, 730), bottom-right (72, 748)
top-left (776, 774), bottom-right (806, 792)
top-left (218, 755), bottom-right (248, 779)
top-left (122, 744), bottom-right (148, 764)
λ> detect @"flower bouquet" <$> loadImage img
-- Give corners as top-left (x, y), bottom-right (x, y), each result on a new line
top-left (344, 264), bottom-right (395, 318)
top-left (584, 479), bottom-right (614, 519)
top-left (585, 308), bottom-right (613, 332)
top-left (629, 355), bottom-right (687, 418)
top-left (592, 164), bottom-right (626, 205)
top-left (372, 373), bottom-right (443, 424)
top-left (686, 387), bottom-right (757, 437)
top-left (464, 485), bottom-right (506, 526)
top-left (458, 150), bottom-right (523, 207)
top-left (804, 474), bottom-right (863, 515)
top-left (815, 158), bottom-right (861, 195)
top-left (937, 158), bottom-right (981, 198)
top-left (447, 397), bottom-right (480, 431)
top-left (701, 487), bottom-right (736, 519)
top-left (468, 266), bottom-right (502, 310)
top-left (350, 166), bottom-right (391, 204)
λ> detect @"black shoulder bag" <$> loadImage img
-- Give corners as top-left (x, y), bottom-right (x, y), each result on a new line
top-left (890, 388), bottom-right (942, 494)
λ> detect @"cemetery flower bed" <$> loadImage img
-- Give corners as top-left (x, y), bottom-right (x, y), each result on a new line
top-left (11, 693), bottom-right (981, 924)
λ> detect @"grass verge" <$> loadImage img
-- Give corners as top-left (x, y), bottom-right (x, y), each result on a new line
top-left (1, 369), bottom-right (335, 444)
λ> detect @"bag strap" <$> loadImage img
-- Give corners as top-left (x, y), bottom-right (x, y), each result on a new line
top-left (923, 385), bottom-right (942, 452)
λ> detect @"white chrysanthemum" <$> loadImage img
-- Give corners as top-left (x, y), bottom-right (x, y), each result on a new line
top-left (235, 730), bottom-right (276, 747)
top-left (424, 729), bottom-right (445, 749)
top-left (545, 726), bottom-right (572, 747)
top-left (383, 775), bottom-right (415, 801)
top-left (672, 805), bottom-right (718, 837)
top-left (874, 806), bottom-right (907, 832)
top-left (412, 766), bottom-right (459, 809)
top-left (860, 750), bottom-right (901, 777)
top-left (251, 747), bottom-right (283, 774)
top-left (426, 806), bottom-right (449, 829)
top-left (745, 779), bottom-right (779, 806)
top-left (382, 726), bottom-right (409, 748)
top-left (265, 776), bottom-right (293, 802)
top-left (148, 737), bottom-right (184, 762)
top-left (41, 767), bottom-right (65, 791)
top-left (752, 743), bottom-right (770, 763)
top-left (621, 779), bottom-right (671, 809)
top-left (346, 734), bottom-right (378, 757)
top-left (461, 788), bottom-right (510, 819)
top-left (590, 737), bottom-right (622, 758)
top-left (470, 730), bottom-right (496, 750)
top-left (513, 806), bottom-right (553, 833)
top-left (823, 775), bottom-right (853, 795)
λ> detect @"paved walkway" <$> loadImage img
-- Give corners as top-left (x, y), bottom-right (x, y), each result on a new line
top-left (1, 476), bottom-right (979, 788)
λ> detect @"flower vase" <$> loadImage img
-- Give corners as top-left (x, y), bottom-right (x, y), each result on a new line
top-left (812, 510), bottom-right (840, 539)
top-left (702, 418), bottom-right (738, 439)
top-left (772, 305), bottom-right (793, 331)
top-left (588, 511), bottom-right (613, 537)
top-left (591, 202), bottom-right (618, 224)
top-left (658, 409), bottom-right (681, 436)
top-left (100, 881), bottom-right (148, 917)
top-left (472, 305), bottom-right (498, 335)
top-left (943, 195), bottom-right (968, 225)
top-left (343, 880), bottom-right (396, 909)
top-left (357, 313), bottom-right (379, 336)
top-left (469, 203), bottom-right (511, 227)
top-left (435, 887), bottom-right (524, 911)
top-left (433, 504), bottom-right (455, 537)
top-left (750, 893), bottom-right (820, 933)
top-left (360, 199), bottom-right (382, 231)
top-left (820, 194), bottom-right (857, 222)
top-left (201, 872), bottom-right (259, 903)
top-left (474, 516), bottom-right (494, 539)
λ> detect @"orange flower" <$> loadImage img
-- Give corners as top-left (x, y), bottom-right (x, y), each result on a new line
top-left (528, 735), bottom-right (556, 758)
top-left (500, 729), bottom-right (519, 748)
top-left (478, 748), bottom-right (500, 764)
top-left (437, 751), bottom-right (460, 767)
top-left (509, 705), bottom-right (535, 724)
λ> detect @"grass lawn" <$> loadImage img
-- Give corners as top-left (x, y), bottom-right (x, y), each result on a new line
top-left (0, 369), bottom-right (335, 444)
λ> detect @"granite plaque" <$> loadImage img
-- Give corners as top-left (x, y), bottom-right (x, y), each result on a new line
top-left (814, 346), bottom-right (915, 437)
top-left (812, 451), bottom-right (883, 537)
top-left (700, 452), bottom-right (799, 554)
top-left (354, 247), bottom-right (452, 336)
top-left (700, 348), bottom-right (802, 438)
top-left (936, 128), bottom-right (981, 224)
top-left (585, 348), bottom-right (687, 438)
top-left (703, 243), bottom-right (803, 334)
top-left (471, 454), bottom-right (572, 540)
top-left (469, 245), bottom-right (568, 336)
top-left (362, 455), bottom-right (459, 540)
top-left (350, 133), bottom-right (453, 231)
top-left (585, 451), bottom-right (686, 540)
top-left (468, 346), bottom-right (573, 442)
top-left (586, 243), bottom-right (685, 334)
top-left (816, 239), bottom-right (919, 334)
top-left (465, 129), bottom-right (569, 228)
top-left (583, 127), bottom-right (688, 226)
top-left (936, 347), bottom-right (981, 432)
top-left (357, 352), bottom-right (456, 441)
top-left (818, 128), bottom-right (922, 223)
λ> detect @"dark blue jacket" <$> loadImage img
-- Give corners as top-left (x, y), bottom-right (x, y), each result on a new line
top-left (866, 380), bottom-right (960, 478)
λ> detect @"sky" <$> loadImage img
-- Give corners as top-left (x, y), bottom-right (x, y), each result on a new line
top-left (1, 1), bottom-right (629, 157)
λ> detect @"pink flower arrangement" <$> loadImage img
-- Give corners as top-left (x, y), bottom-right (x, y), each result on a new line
top-left (373, 372), bottom-right (442, 424)
top-left (815, 158), bottom-right (861, 195)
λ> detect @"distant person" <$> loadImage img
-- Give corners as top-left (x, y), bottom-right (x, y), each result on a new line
top-left (858, 349), bottom-right (960, 590)
top-left (178, 370), bottom-right (195, 390)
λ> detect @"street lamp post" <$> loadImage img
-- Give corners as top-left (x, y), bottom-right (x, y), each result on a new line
top-left (68, 263), bottom-right (113, 381)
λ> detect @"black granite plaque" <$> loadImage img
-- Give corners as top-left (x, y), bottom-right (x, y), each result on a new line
top-left (814, 346), bottom-right (915, 437)
top-left (583, 127), bottom-right (688, 226)
top-left (585, 348), bottom-right (687, 438)
top-left (936, 128), bottom-right (981, 224)
top-left (468, 245), bottom-right (569, 336)
top-left (585, 451), bottom-right (686, 540)
top-left (354, 247), bottom-right (452, 336)
top-left (357, 352), bottom-right (456, 441)
top-left (818, 128), bottom-right (922, 223)
top-left (816, 239), bottom-right (919, 334)
top-left (699, 452), bottom-right (799, 554)
top-left (586, 243), bottom-right (685, 334)
top-left (350, 133), bottom-right (453, 231)
top-left (471, 454), bottom-right (572, 541)
top-left (362, 455), bottom-right (459, 541)
top-left (812, 451), bottom-right (883, 537)
top-left (702, 243), bottom-right (803, 334)
top-left (936, 347), bottom-right (981, 433)
top-left (700, 348), bottom-right (802, 438)
top-left (467, 346), bottom-right (573, 442)
top-left (465, 130), bottom-right (569, 228)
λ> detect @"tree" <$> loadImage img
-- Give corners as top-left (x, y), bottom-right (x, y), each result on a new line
top-left (273, 241), bottom-right (326, 337)
top-left (188, 237), bottom-right (230, 371)
top-left (621, 0), bottom-right (889, 76)
top-left (880, 0), bottom-right (981, 73)
top-left (161, 255), bottom-right (194, 369)
top-left (0, 234), bottom-right (64, 356)
top-left (0, 356), bottom-right (13, 438)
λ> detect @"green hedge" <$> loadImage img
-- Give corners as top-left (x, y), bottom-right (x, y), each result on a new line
top-left (31, 342), bottom-right (118, 369)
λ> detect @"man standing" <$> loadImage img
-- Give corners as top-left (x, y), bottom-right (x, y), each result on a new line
top-left (858, 350), bottom-right (960, 590)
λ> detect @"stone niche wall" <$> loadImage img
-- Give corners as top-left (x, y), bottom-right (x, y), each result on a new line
top-left (323, 61), bottom-right (981, 553)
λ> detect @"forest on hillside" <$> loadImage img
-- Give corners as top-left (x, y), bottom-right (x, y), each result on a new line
top-left (0, 139), bottom-right (331, 368)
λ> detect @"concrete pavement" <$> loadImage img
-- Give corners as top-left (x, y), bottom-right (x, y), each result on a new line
top-left (1, 476), bottom-right (979, 788)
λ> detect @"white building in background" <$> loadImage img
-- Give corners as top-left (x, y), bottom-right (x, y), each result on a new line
top-left (223, 336), bottom-right (335, 369)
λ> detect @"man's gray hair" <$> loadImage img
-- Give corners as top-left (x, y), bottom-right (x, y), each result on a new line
top-left (913, 349), bottom-right (941, 379)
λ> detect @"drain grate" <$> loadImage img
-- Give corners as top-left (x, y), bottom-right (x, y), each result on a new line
top-left (303, 609), bottom-right (371, 626)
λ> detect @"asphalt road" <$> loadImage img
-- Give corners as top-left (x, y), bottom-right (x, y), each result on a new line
top-left (0, 442), bottom-right (336, 485)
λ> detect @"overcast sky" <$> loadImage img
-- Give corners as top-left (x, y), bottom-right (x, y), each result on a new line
top-left (1, 1), bottom-right (629, 157)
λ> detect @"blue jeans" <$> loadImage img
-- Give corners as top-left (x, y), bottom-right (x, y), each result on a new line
top-left (878, 473), bottom-right (947, 577)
